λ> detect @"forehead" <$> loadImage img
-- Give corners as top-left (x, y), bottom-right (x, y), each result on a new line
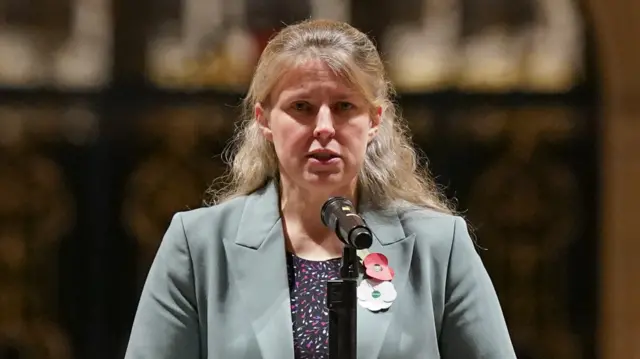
top-left (270, 59), bottom-right (359, 101)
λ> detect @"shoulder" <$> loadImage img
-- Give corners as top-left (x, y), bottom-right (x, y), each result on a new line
top-left (181, 196), bottom-right (249, 230)
top-left (394, 205), bottom-right (473, 256)
top-left (397, 205), bottom-right (468, 239)
top-left (169, 194), bottom-right (251, 249)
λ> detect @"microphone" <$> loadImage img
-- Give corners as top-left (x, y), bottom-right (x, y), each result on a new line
top-left (321, 197), bottom-right (373, 250)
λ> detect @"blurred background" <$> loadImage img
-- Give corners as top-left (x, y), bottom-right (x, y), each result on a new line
top-left (0, 0), bottom-right (637, 358)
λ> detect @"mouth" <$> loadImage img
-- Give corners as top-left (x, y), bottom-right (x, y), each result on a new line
top-left (306, 152), bottom-right (341, 161)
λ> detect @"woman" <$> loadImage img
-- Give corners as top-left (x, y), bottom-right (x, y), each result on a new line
top-left (124, 19), bottom-right (516, 359)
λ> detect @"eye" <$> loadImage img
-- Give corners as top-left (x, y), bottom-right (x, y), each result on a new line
top-left (336, 102), bottom-right (355, 111)
top-left (291, 101), bottom-right (312, 112)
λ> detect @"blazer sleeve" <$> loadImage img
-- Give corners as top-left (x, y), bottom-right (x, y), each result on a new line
top-left (124, 213), bottom-right (201, 359)
top-left (438, 216), bottom-right (517, 359)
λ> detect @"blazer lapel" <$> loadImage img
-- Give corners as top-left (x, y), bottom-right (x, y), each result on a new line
top-left (222, 182), bottom-right (416, 359)
top-left (357, 208), bottom-right (416, 359)
top-left (222, 182), bottom-right (295, 359)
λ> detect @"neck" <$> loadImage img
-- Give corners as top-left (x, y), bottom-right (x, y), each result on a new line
top-left (278, 176), bottom-right (358, 258)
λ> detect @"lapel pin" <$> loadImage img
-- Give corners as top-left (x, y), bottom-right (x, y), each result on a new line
top-left (363, 252), bottom-right (394, 281)
top-left (357, 278), bottom-right (397, 312)
top-left (356, 251), bottom-right (397, 312)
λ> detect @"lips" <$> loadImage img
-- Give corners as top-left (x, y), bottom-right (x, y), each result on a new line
top-left (308, 153), bottom-right (339, 160)
top-left (306, 150), bottom-right (341, 163)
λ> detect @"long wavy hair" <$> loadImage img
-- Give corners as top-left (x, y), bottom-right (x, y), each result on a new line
top-left (206, 19), bottom-right (453, 214)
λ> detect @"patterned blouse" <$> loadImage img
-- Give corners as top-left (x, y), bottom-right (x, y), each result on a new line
top-left (286, 252), bottom-right (342, 359)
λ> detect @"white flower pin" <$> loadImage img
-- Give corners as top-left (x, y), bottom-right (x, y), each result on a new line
top-left (356, 250), bottom-right (397, 312)
top-left (357, 278), bottom-right (397, 312)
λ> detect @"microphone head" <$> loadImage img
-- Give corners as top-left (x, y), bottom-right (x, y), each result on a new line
top-left (320, 196), bottom-right (353, 227)
top-left (351, 227), bottom-right (373, 249)
top-left (321, 196), bottom-right (372, 249)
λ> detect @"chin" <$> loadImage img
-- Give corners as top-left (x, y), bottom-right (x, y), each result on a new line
top-left (305, 176), bottom-right (341, 188)
top-left (302, 172), bottom-right (354, 192)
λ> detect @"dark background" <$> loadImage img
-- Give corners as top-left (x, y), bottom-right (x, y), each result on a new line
top-left (0, 0), bottom-right (598, 358)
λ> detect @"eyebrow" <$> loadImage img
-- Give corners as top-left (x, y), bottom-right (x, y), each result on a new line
top-left (280, 88), bottom-right (361, 102)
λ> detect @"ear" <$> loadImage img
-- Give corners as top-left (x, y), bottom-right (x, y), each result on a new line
top-left (255, 103), bottom-right (273, 142)
top-left (368, 105), bottom-right (382, 141)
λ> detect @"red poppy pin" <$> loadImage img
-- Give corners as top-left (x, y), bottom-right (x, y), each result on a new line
top-left (363, 252), bottom-right (395, 281)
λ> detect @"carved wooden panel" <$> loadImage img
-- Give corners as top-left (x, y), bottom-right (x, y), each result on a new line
top-left (403, 100), bottom-right (597, 359)
top-left (121, 101), bottom-right (236, 282)
top-left (0, 102), bottom-right (100, 359)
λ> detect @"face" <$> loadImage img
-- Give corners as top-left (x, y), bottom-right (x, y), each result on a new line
top-left (256, 59), bottom-right (381, 196)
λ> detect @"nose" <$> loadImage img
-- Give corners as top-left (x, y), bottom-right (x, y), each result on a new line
top-left (313, 105), bottom-right (335, 140)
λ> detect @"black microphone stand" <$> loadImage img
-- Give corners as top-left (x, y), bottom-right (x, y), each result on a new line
top-left (327, 243), bottom-right (359, 359)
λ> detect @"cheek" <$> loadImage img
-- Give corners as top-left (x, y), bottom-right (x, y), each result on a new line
top-left (270, 116), bottom-right (309, 155)
top-left (342, 126), bottom-right (371, 160)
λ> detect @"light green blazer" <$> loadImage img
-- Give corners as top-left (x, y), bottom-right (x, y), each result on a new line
top-left (124, 181), bottom-right (516, 358)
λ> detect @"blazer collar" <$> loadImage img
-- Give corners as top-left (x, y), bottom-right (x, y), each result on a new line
top-left (225, 180), bottom-right (415, 359)
top-left (233, 180), bottom-right (409, 248)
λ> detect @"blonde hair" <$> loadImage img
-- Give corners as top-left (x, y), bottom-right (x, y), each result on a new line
top-left (207, 19), bottom-right (453, 213)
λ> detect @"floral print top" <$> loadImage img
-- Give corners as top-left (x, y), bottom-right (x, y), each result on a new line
top-left (286, 252), bottom-right (342, 359)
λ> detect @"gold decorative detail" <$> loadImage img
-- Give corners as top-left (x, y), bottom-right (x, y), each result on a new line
top-left (0, 0), bottom-right (112, 89)
top-left (462, 106), bottom-right (584, 359)
top-left (457, 27), bottom-right (526, 93)
top-left (382, 0), bottom-right (460, 92)
top-left (521, 0), bottom-right (585, 92)
top-left (122, 104), bottom-right (231, 281)
top-left (147, 0), bottom-right (257, 91)
top-left (378, 0), bottom-right (585, 92)
top-left (0, 105), bottom-right (82, 358)
top-left (51, 0), bottom-right (113, 90)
